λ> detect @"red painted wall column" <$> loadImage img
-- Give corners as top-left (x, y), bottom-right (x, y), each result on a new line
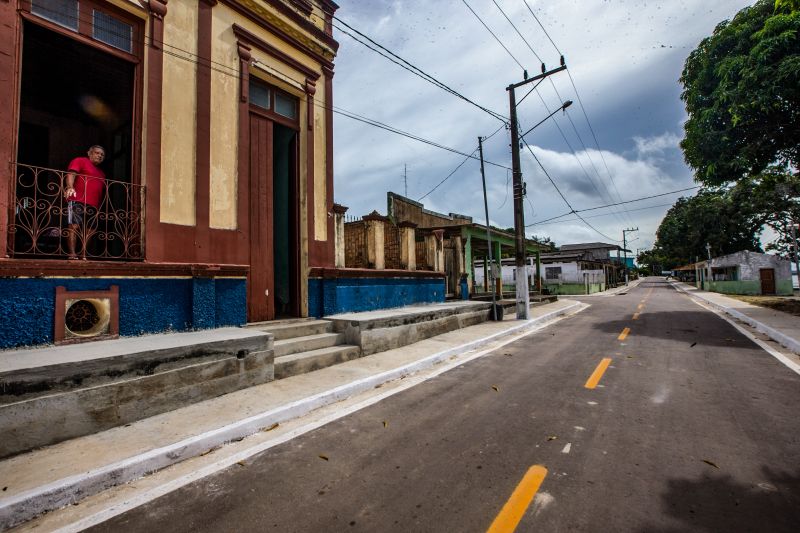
top-left (144, 0), bottom-right (168, 260)
top-left (0, 1), bottom-right (21, 257)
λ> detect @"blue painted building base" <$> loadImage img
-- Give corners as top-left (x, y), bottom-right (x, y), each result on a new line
top-left (0, 277), bottom-right (246, 349)
top-left (308, 275), bottom-right (446, 317)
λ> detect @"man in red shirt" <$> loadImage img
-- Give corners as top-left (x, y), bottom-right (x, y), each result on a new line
top-left (63, 145), bottom-right (106, 259)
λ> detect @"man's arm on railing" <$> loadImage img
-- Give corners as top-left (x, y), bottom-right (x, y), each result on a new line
top-left (63, 171), bottom-right (76, 200)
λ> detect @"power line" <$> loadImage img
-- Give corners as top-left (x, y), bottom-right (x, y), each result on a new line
top-left (521, 2), bottom-right (637, 227)
top-left (417, 149), bottom-right (478, 201)
top-left (522, 0), bottom-right (562, 56)
top-left (526, 185), bottom-right (701, 227)
top-left (416, 123), bottom-right (508, 201)
top-left (519, 137), bottom-right (620, 242)
top-left (491, 0), bottom-right (544, 65)
top-left (508, 0), bottom-right (637, 227)
top-left (29, 6), bottom-right (515, 185)
top-left (460, 0), bottom-right (525, 71)
top-left (332, 18), bottom-right (508, 123)
top-left (333, 107), bottom-right (510, 170)
top-left (530, 202), bottom-right (676, 226)
top-left (522, 91), bottom-right (630, 228)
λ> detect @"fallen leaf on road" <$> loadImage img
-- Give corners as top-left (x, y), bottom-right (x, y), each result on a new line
top-left (2, 487), bottom-right (6, 492)
top-left (319, 454), bottom-right (329, 461)
top-left (236, 461), bottom-right (246, 467)
top-left (262, 423), bottom-right (280, 432)
top-left (383, 420), bottom-right (388, 428)
top-left (690, 342), bottom-right (697, 347)
top-left (547, 435), bottom-right (558, 441)
top-left (702, 459), bottom-right (719, 469)
top-left (491, 385), bottom-right (499, 392)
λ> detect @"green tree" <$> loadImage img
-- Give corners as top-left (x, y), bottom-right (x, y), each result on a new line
top-left (652, 190), bottom-right (763, 268)
top-left (732, 169), bottom-right (800, 258)
top-left (680, 0), bottom-right (800, 186)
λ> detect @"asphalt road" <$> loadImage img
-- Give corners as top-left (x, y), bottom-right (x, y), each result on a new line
top-left (90, 278), bottom-right (800, 532)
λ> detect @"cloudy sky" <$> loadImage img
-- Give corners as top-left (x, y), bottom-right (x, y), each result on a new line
top-left (330, 0), bottom-right (755, 252)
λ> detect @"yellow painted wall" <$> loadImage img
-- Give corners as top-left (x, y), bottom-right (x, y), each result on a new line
top-left (313, 87), bottom-right (327, 241)
top-left (209, 9), bottom-right (240, 229)
top-left (159, 0), bottom-right (198, 226)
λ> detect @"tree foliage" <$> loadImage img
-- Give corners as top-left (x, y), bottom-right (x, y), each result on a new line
top-left (646, 190), bottom-right (763, 269)
top-left (680, 0), bottom-right (800, 186)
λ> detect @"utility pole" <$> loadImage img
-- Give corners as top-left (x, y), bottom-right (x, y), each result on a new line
top-left (622, 227), bottom-right (638, 285)
top-left (791, 220), bottom-right (800, 292)
top-left (705, 242), bottom-right (713, 288)
top-left (403, 164), bottom-right (408, 197)
top-left (507, 63), bottom-right (567, 319)
top-left (478, 137), bottom-right (497, 320)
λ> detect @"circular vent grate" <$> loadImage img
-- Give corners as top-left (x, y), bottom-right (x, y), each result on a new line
top-left (65, 300), bottom-right (101, 333)
top-left (63, 297), bottom-right (110, 338)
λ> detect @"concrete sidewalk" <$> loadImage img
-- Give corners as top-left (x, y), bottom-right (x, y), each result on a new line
top-left (671, 281), bottom-right (800, 355)
top-left (0, 298), bottom-right (586, 530)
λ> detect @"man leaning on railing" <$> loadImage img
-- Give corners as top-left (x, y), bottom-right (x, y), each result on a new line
top-left (62, 145), bottom-right (106, 260)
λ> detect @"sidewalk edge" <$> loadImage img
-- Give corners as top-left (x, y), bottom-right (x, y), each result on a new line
top-left (670, 282), bottom-right (800, 355)
top-left (0, 301), bottom-right (584, 530)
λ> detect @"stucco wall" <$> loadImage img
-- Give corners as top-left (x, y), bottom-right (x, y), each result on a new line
top-left (709, 279), bottom-right (793, 296)
top-left (314, 86), bottom-right (327, 241)
top-left (160, 0), bottom-right (199, 226)
top-left (0, 277), bottom-right (246, 349)
top-left (308, 277), bottom-right (446, 317)
top-left (711, 251), bottom-right (792, 282)
top-left (209, 7), bottom-right (241, 230)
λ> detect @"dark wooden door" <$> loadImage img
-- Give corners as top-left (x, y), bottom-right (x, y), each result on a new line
top-left (760, 268), bottom-right (776, 295)
top-left (248, 113), bottom-right (274, 321)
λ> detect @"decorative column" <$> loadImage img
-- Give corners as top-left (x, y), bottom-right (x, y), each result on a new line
top-left (399, 221), bottom-right (417, 270)
top-left (364, 211), bottom-right (387, 270)
top-left (494, 240), bottom-right (503, 296)
top-left (425, 229), bottom-right (444, 272)
top-left (453, 235), bottom-right (464, 297)
top-left (464, 232), bottom-right (473, 293)
top-left (432, 229), bottom-right (445, 272)
top-left (332, 203), bottom-right (348, 268)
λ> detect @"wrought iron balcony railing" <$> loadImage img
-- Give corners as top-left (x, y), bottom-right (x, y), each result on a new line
top-left (9, 163), bottom-right (144, 260)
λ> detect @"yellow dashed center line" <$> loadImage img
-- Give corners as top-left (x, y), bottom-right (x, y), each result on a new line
top-left (585, 357), bottom-right (612, 389)
top-left (487, 465), bottom-right (548, 533)
top-left (618, 327), bottom-right (630, 341)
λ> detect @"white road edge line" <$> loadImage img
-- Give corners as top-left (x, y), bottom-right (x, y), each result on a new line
top-left (50, 303), bottom-right (590, 533)
top-left (681, 290), bottom-right (800, 376)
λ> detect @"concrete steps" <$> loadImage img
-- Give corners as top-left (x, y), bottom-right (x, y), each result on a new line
top-left (247, 319), bottom-right (361, 379)
top-left (275, 345), bottom-right (362, 379)
top-left (0, 328), bottom-right (274, 459)
top-left (248, 318), bottom-right (333, 341)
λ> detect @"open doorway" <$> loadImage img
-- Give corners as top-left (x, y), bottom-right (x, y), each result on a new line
top-left (273, 124), bottom-right (299, 318)
top-left (247, 79), bottom-right (300, 321)
top-left (13, 19), bottom-right (139, 259)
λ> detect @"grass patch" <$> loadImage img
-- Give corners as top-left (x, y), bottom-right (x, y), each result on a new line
top-left (728, 295), bottom-right (800, 318)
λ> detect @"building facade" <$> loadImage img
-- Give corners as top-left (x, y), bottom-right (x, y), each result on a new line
top-left (0, 0), bottom-right (339, 348)
top-left (696, 251), bottom-right (793, 295)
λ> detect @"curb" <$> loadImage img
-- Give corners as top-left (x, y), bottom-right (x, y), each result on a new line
top-left (670, 282), bottom-right (800, 355)
top-left (0, 301), bottom-right (584, 530)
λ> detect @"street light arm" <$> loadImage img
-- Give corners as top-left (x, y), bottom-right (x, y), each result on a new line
top-left (519, 100), bottom-right (573, 139)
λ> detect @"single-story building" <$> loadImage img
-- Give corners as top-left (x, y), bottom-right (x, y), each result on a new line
top-left (695, 251), bottom-right (793, 295)
top-left (537, 250), bottom-right (615, 295)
